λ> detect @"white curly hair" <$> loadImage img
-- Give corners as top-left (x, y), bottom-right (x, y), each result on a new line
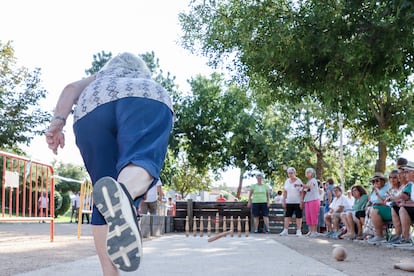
top-left (101, 52), bottom-right (151, 76)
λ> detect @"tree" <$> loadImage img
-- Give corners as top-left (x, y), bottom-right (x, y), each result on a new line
top-left (174, 73), bottom-right (275, 197)
top-left (169, 154), bottom-right (211, 199)
top-left (52, 161), bottom-right (88, 217)
top-left (84, 51), bottom-right (112, 76)
top-left (0, 41), bottom-right (49, 148)
top-left (53, 161), bottom-right (88, 193)
top-left (179, 0), bottom-right (414, 173)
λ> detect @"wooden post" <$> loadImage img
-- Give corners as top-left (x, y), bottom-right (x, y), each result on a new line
top-left (200, 216), bottom-right (204, 237)
top-left (230, 216), bottom-right (234, 237)
top-left (223, 216), bottom-right (227, 233)
top-left (245, 216), bottom-right (249, 237)
top-left (187, 199), bottom-right (193, 232)
top-left (193, 216), bottom-right (197, 237)
top-left (215, 212), bottom-right (219, 234)
top-left (207, 216), bottom-right (211, 237)
top-left (185, 216), bottom-right (189, 237)
top-left (237, 216), bottom-right (242, 237)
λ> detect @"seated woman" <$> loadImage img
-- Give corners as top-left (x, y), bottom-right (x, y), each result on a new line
top-left (367, 172), bottom-right (396, 244)
top-left (340, 185), bottom-right (368, 240)
top-left (392, 164), bottom-right (414, 246)
top-left (390, 167), bottom-right (411, 244)
top-left (324, 186), bottom-right (352, 238)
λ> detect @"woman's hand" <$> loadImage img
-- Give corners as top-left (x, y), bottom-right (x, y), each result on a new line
top-left (45, 120), bottom-right (65, 154)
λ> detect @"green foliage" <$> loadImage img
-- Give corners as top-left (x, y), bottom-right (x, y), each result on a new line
top-left (53, 161), bottom-right (87, 193)
top-left (85, 51), bottom-right (112, 76)
top-left (179, 0), bottom-right (414, 173)
top-left (0, 41), bottom-right (50, 147)
top-left (55, 191), bottom-right (71, 217)
top-left (169, 155), bottom-right (211, 198)
top-left (53, 190), bottom-right (62, 217)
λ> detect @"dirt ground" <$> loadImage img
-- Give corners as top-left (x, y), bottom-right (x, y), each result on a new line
top-left (0, 222), bottom-right (96, 276)
top-left (2, 223), bottom-right (414, 275)
top-left (274, 234), bottom-right (414, 275)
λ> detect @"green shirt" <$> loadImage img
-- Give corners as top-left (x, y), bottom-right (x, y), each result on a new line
top-left (251, 184), bottom-right (271, 203)
top-left (353, 194), bottom-right (368, 211)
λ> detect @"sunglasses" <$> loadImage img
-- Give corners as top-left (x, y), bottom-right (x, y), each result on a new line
top-left (389, 176), bottom-right (398, 179)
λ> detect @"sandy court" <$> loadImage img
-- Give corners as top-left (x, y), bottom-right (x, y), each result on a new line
top-left (0, 222), bottom-right (96, 276)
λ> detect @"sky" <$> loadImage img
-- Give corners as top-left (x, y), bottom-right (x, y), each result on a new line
top-left (1, 0), bottom-right (255, 187)
top-left (2, 1), bottom-right (412, 187)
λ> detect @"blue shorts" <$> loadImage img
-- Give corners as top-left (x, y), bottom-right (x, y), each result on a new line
top-left (73, 97), bottom-right (173, 225)
top-left (251, 203), bottom-right (269, 217)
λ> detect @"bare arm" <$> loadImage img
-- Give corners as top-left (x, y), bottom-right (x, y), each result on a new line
top-left (328, 190), bottom-right (333, 204)
top-left (54, 76), bottom-right (95, 119)
top-left (45, 76), bottom-right (95, 154)
top-left (247, 189), bottom-right (253, 207)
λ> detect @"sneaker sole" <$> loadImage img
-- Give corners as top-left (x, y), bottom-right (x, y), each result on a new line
top-left (392, 243), bottom-right (413, 247)
top-left (368, 240), bottom-right (387, 245)
top-left (93, 177), bottom-right (142, 272)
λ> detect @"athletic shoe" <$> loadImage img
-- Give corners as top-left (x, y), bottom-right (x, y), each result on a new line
top-left (331, 231), bottom-right (343, 239)
top-left (296, 230), bottom-right (302, 237)
top-left (324, 231), bottom-right (334, 238)
top-left (309, 232), bottom-right (320, 238)
top-left (93, 177), bottom-right (142, 272)
top-left (304, 231), bottom-right (312, 237)
top-left (254, 229), bottom-right (259, 233)
top-left (279, 229), bottom-right (288, 236)
top-left (392, 239), bottom-right (413, 247)
top-left (388, 235), bottom-right (401, 244)
top-left (367, 236), bottom-right (387, 244)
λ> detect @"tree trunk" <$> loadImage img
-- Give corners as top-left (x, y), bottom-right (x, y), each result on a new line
top-left (236, 167), bottom-right (245, 199)
top-left (375, 140), bottom-right (387, 173)
top-left (316, 149), bottom-right (323, 181)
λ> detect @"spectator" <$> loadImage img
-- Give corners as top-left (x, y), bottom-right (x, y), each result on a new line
top-left (323, 178), bottom-right (335, 214)
top-left (38, 191), bottom-right (49, 221)
top-left (82, 194), bottom-right (92, 224)
top-left (274, 190), bottom-right (283, 204)
top-left (346, 190), bottom-right (355, 206)
top-left (318, 181), bottom-right (325, 204)
top-left (70, 192), bottom-right (80, 223)
top-left (140, 179), bottom-right (164, 215)
top-left (390, 165), bottom-right (411, 244)
top-left (367, 172), bottom-right (393, 244)
top-left (280, 167), bottom-right (304, 236)
top-left (166, 197), bottom-right (176, 216)
top-left (247, 174), bottom-right (271, 233)
top-left (324, 186), bottom-right (352, 238)
top-left (216, 194), bottom-right (227, 202)
top-left (392, 163), bottom-right (414, 247)
top-left (303, 168), bottom-right (320, 238)
top-left (340, 185), bottom-right (368, 240)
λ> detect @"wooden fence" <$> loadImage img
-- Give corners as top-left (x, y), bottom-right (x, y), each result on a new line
top-left (173, 200), bottom-right (308, 234)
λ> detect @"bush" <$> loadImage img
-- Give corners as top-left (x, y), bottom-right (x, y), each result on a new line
top-left (55, 191), bottom-right (71, 217)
